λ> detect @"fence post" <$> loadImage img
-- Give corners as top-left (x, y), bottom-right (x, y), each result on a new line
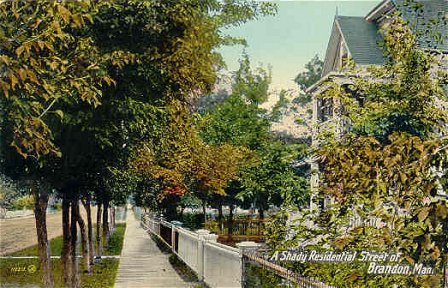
top-left (196, 229), bottom-right (213, 281)
top-left (152, 216), bottom-right (159, 236)
top-left (171, 221), bottom-right (183, 252)
top-left (171, 225), bottom-right (176, 249)
top-left (237, 241), bottom-right (260, 288)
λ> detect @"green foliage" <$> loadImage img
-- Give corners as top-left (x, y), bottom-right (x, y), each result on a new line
top-left (243, 262), bottom-right (288, 288)
top-left (11, 195), bottom-right (34, 210)
top-left (271, 14), bottom-right (448, 288)
top-left (8, 236), bottom-right (64, 257)
top-left (199, 54), bottom-right (310, 216)
top-left (263, 209), bottom-right (290, 252)
top-left (104, 223), bottom-right (126, 256)
top-left (176, 212), bottom-right (204, 230)
top-left (294, 54), bottom-right (323, 91)
top-left (322, 17), bottom-right (448, 142)
top-left (0, 176), bottom-right (23, 209)
top-left (200, 93), bottom-right (271, 150)
top-left (239, 141), bottom-right (309, 211)
top-left (0, 0), bottom-right (112, 159)
top-left (200, 55), bottom-right (272, 150)
top-left (232, 52), bottom-right (271, 106)
top-left (270, 90), bottom-right (290, 122)
top-left (291, 93), bottom-right (312, 106)
top-left (179, 194), bottom-right (202, 209)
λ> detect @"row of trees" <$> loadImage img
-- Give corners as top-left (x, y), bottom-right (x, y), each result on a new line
top-left (266, 14), bottom-right (448, 288)
top-left (131, 52), bottom-right (310, 230)
top-left (0, 1), bottom-right (278, 287)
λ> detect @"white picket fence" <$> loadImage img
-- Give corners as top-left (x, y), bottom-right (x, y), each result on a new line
top-left (0, 208), bottom-right (34, 219)
top-left (142, 214), bottom-right (252, 288)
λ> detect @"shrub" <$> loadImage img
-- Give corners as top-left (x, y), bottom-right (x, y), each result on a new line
top-left (176, 213), bottom-right (204, 230)
top-left (11, 195), bottom-right (34, 210)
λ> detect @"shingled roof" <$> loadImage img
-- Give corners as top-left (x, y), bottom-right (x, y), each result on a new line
top-left (337, 16), bottom-right (385, 65)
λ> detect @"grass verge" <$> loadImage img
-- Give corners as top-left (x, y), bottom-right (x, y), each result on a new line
top-left (8, 236), bottom-right (64, 257)
top-left (1, 223), bottom-right (125, 287)
top-left (104, 223), bottom-right (126, 256)
top-left (7, 223), bottom-right (126, 257)
top-left (0, 258), bottom-right (119, 288)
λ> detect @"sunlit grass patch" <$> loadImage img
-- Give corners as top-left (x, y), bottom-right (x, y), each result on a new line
top-left (8, 236), bottom-right (64, 257)
top-left (1, 223), bottom-right (125, 287)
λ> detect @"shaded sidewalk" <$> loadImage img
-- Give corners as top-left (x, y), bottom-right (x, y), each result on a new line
top-left (114, 209), bottom-right (190, 288)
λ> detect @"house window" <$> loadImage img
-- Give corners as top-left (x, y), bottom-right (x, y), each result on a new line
top-left (342, 84), bottom-right (365, 107)
top-left (318, 97), bottom-right (334, 122)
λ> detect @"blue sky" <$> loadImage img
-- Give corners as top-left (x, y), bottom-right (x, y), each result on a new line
top-left (218, 1), bottom-right (381, 90)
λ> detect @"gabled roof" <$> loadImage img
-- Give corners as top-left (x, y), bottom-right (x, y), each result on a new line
top-left (337, 16), bottom-right (385, 65)
top-left (320, 0), bottom-right (446, 79)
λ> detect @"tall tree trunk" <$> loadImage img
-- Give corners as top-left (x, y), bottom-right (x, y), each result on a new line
top-left (111, 205), bottom-right (115, 231)
top-left (165, 202), bottom-right (177, 221)
top-left (102, 200), bottom-right (109, 243)
top-left (33, 181), bottom-right (54, 288)
top-left (228, 204), bottom-right (234, 237)
top-left (96, 203), bottom-right (102, 257)
top-left (77, 210), bottom-right (88, 273)
top-left (62, 195), bottom-right (72, 287)
top-left (70, 200), bottom-right (80, 288)
top-left (258, 208), bottom-right (265, 236)
top-left (258, 208), bottom-right (264, 220)
top-left (202, 200), bottom-right (207, 226)
top-left (81, 196), bottom-right (94, 271)
top-left (218, 203), bottom-right (223, 233)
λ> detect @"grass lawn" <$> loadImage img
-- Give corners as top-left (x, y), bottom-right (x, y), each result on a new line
top-left (8, 236), bottom-right (64, 257)
top-left (104, 223), bottom-right (126, 256)
top-left (1, 223), bottom-right (126, 288)
top-left (0, 258), bottom-right (119, 288)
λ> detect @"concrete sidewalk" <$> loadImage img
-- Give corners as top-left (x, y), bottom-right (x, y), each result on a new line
top-left (115, 209), bottom-right (190, 288)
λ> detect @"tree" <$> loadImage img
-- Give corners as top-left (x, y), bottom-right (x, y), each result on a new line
top-left (199, 54), bottom-right (309, 229)
top-left (232, 52), bottom-right (271, 106)
top-left (91, 0), bottom-right (276, 222)
top-left (130, 102), bottom-right (254, 222)
top-left (239, 140), bottom-right (309, 219)
top-left (266, 14), bottom-right (447, 288)
top-left (294, 54), bottom-right (324, 91)
top-left (293, 54), bottom-right (323, 106)
top-left (200, 55), bottom-right (272, 150)
top-left (0, 175), bottom-right (21, 211)
top-left (269, 89), bottom-right (290, 122)
top-left (2, 1), bottom-right (277, 286)
top-left (0, 2), bottom-right (110, 287)
top-left (191, 142), bottom-right (254, 223)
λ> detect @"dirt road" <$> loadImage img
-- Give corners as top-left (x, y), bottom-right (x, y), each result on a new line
top-left (0, 207), bottom-right (97, 256)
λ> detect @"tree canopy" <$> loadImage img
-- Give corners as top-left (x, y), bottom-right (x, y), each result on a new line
top-left (266, 14), bottom-right (448, 288)
top-left (0, 1), bottom-right (278, 287)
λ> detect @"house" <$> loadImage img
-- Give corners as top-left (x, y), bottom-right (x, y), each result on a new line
top-left (306, 0), bottom-right (447, 210)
